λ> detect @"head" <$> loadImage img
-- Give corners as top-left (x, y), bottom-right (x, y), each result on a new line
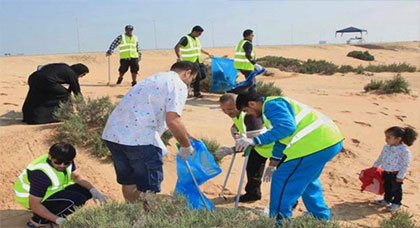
top-left (385, 126), bottom-right (418, 146)
top-left (70, 63), bottom-right (89, 78)
top-left (48, 143), bottom-right (76, 171)
top-left (243, 29), bottom-right (254, 41)
top-left (191, 25), bottom-right (204, 37)
top-left (170, 61), bottom-right (198, 85)
top-left (125, 25), bottom-right (134, 36)
top-left (219, 94), bottom-right (240, 118)
top-left (236, 92), bottom-right (264, 117)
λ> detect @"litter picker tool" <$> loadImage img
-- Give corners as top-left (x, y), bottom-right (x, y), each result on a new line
top-left (107, 56), bottom-right (111, 86)
top-left (185, 160), bottom-right (211, 211)
top-left (219, 147), bottom-right (238, 200)
top-left (234, 145), bottom-right (253, 209)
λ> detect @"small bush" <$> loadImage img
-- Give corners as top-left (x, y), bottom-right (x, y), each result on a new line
top-left (380, 211), bottom-right (419, 228)
top-left (364, 74), bottom-right (410, 94)
top-left (263, 71), bottom-right (274, 76)
top-left (338, 65), bottom-right (355, 73)
top-left (256, 81), bottom-right (283, 97)
top-left (364, 63), bottom-right (416, 73)
top-left (201, 137), bottom-right (222, 165)
top-left (161, 130), bottom-right (173, 146)
top-left (347, 51), bottom-right (375, 61)
top-left (364, 79), bottom-right (385, 92)
top-left (257, 56), bottom-right (303, 72)
top-left (280, 215), bottom-right (341, 228)
top-left (200, 64), bottom-right (212, 92)
top-left (300, 59), bottom-right (338, 75)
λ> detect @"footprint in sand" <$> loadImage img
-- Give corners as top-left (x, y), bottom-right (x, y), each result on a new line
top-left (372, 103), bottom-right (379, 106)
top-left (366, 112), bottom-right (377, 115)
top-left (354, 121), bottom-right (372, 127)
top-left (0, 93), bottom-right (7, 96)
top-left (3, 102), bottom-right (18, 106)
top-left (380, 112), bottom-right (388, 116)
top-left (351, 138), bottom-right (361, 144)
top-left (395, 115), bottom-right (407, 122)
top-left (341, 110), bottom-right (351, 113)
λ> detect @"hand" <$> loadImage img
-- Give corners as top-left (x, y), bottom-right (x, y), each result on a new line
top-left (215, 146), bottom-right (234, 158)
top-left (89, 188), bottom-right (107, 204)
top-left (178, 146), bottom-right (194, 161)
top-left (396, 178), bottom-right (404, 183)
top-left (55, 217), bottom-right (66, 225)
top-left (106, 51), bottom-right (112, 57)
top-left (254, 63), bottom-right (263, 71)
top-left (235, 136), bottom-right (254, 152)
top-left (230, 126), bottom-right (239, 139)
top-left (188, 134), bottom-right (199, 141)
top-left (263, 166), bottom-right (276, 182)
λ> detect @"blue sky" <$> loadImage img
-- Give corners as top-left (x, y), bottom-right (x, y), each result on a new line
top-left (0, 0), bottom-right (419, 55)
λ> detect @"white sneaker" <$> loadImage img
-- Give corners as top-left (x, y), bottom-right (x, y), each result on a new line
top-left (387, 203), bottom-right (401, 212)
top-left (374, 199), bottom-right (390, 206)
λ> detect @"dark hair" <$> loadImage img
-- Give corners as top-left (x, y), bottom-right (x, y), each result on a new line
top-left (170, 61), bottom-right (198, 75)
top-left (70, 63), bottom-right (89, 76)
top-left (192, 25), bottom-right (204, 33)
top-left (49, 143), bottom-right (76, 162)
top-left (236, 91), bottom-right (263, 110)
top-left (219, 93), bottom-right (236, 104)
top-left (385, 126), bottom-right (418, 146)
top-left (243, 29), bottom-right (253, 38)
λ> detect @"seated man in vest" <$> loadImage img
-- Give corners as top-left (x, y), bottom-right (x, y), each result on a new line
top-left (234, 92), bottom-right (344, 225)
top-left (106, 25), bottom-right (142, 86)
top-left (216, 94), bottom-right (272, 202)
top-left (14, 143), bottom-right (106, 227)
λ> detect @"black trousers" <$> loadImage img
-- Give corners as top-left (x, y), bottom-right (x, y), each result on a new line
top-left (192, 62), bottom-right (207, 95)
top-left (239, 70), bottom-right (257, 94)
top-left (245, 149), bottom-right (267, 197)
top-left (383, 173), bottom-right (402, 205)
top-left (32, 184), bottom-right (92, 224)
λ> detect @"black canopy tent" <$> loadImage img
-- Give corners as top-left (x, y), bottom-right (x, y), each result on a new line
top-left (335, 26), bottom-right (368, 37)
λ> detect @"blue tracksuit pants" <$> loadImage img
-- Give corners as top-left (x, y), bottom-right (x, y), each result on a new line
top-left (269, 141), bottom-right (343, 222)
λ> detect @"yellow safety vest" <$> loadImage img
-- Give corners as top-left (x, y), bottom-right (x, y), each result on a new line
top-left (119, 34), bottom-right (139, 59)
top-left (14, 154), bottom-right (75, 209)
top-left (180, 35), bottom-right (202, 63)
top-left (262, 96), bottom-right (344, 162)
top-left (233, 39), bottom-right (255, 71)
top-left (232, 111), bottom-right (273, 158)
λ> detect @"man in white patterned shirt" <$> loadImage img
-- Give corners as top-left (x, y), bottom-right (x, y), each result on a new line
top-left (102, 61), bottom-right (197, 203)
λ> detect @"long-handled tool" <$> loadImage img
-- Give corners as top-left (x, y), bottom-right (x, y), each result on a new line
top-left (234, 146), bottom-right (253, 209)
top-left (219, 149), bottom-right (237, 200)
top-left (107, 56), bottom-right (111, 86)
top-left (185, 160), bottom-right (211, 211)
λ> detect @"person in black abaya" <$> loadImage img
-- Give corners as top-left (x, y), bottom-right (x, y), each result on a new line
top-left (22, 63), bottom-right (89, 124)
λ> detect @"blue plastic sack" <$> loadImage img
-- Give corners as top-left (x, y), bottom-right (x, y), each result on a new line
top-left (210, 57), bottom-right (238, 93)
top-left (175, 139), bottom-right (221, 210)
top-left (227, 68), bottom-right (266, 94)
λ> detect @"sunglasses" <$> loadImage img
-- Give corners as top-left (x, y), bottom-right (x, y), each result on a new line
top-left (52, 160), bottom-right (72, 166)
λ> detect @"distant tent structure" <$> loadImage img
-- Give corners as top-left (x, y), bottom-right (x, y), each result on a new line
top-left (335, 26), bottom-right (368, 44)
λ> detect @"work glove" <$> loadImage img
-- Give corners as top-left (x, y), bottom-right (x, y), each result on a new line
top-left (230, 126), bottom-right (240, 139)
top-left (55, 217), bottom-right (66, 225)
top-left (89, 188), bottom-right (107, 204)
top-left (254, 63), bottom-right (263, 71)
top-left (178, 146), bottom-right (194, 161)
top-left (215, 146), bottom-right (234, 158)
top-left (263, 165), bottom-right (277, 182)
top-left (235, 136), bottom-right (254, 152)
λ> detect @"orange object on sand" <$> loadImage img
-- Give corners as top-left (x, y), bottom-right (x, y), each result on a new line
top-left (359, 167), bottom-right (384, 195)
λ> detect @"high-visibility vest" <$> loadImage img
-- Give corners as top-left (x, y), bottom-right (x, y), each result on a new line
top-left (233, 39), bottom-right (255, 71)
top-left (180, 35), bottom-right (202, 63)
top-left (261, 96), bottom-right (344, 162)
top-left (232, 111), bottom-right (273, 158)
top-left (119, 34), bottom-right (139, 59)
top-left (14, 154), bottom-right (75, 209)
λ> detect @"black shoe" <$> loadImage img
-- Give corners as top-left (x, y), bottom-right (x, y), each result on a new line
top-left (131, 81), bottom-right (137, 86)
top-left (116, 77), bottom-right (123, 84)
top-left (193, 93), bottom-right (204, 98)
top-left (239, 193), bottom-right (261, 203)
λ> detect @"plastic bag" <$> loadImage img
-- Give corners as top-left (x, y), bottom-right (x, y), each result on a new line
top-left (175, 139), bottom-right (222, 210)
top-left (210, 57), bottom-right (238, 93)
top-left (228, 68), bottom-right (266, 94)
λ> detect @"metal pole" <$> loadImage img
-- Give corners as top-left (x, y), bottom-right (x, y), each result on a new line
top-left (220, 152), bottom-right (236, 198)
top-left (234, 146), bottom-right (252, 209)
top-left (185, 160), bottom-right (210, 211)
top-left (107, 56), bottom-right (111, 85)
top-left (76, 17), bottom-right (81, 53)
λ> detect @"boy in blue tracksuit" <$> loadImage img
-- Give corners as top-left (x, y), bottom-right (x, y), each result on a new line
top-left (234, 93), bottom-right (344, 225)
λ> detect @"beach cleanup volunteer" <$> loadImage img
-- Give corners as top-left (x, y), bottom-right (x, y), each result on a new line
top-left (106, 25), bottom-right (141, 86)
top-left (174, 25), bottom-right (212, 98)
top-left (216, 94), bottom-right (273, 202)
top-left (235, 92), bottom-right (344, 223)
top-left (14, 143), bottom-right (106, 227)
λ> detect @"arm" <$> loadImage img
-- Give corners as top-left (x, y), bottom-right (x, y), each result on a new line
top-left (106, 35), bottom-right (121, 56)
top-left (243, 42), bottom-right (256, 64)
top-left (29, 195), bottom-right (60, 223)
top-left (67, 71), bottom-right (81, 95)
top-left (137, 41), bottom-right (142, 61)
top-left (174, 37), bottom-right (187, 60)
top-left (71, 170), bottom-right (94, 190)
top-left (166, 112), bottom-right (191, 147)
top-left (372, 146), bottom-right (386, 168)
top-left (396, 149), bottom-right (411, 179)
top-left (201, 49), bottom-right (212, 57)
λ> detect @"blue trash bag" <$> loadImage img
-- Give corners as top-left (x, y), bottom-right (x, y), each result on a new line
top-left (228, 68), bottom-right (266, 94)
top-left (210, 57), bottom-right (238, 93)
top-left (175, 139), bottom-right (222, 210)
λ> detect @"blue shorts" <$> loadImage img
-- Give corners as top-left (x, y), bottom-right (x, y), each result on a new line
top-left (104, 140), bottom-right (163, 193)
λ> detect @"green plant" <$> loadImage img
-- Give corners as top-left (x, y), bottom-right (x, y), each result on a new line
top-left (364, 79), bottom-right (385, 92)
top-left (364, 63), bottom-right (416, 73)
top-left (161, 130), bottom-right (173, 146)
top-left (347, 51), bottom-right (375, 61)
top-left (380, 211), bottom-right (419, 228)
top-left (256, 81), bottom-right (283, 97)
top-left (263, 71), bottom-right (274, 76)
top-left (338, 65), bottom-right (355, 73)
top-left (200, 137), bottom-right (222, 165)
top-left (364, 74), bottom-right (410, 94)
top-left (300, 59), bottom-right (338, 75)
top-left (280, 215), bottom-right (341, 228)
top-left (200, 64), bottom-right (212, 92)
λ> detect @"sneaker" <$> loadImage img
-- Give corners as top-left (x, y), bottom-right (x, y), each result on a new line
top-left (116, 77), bottom-right (123, 84)
top-left (239, 193), bottom-right (261, 202)
top-left (131, 81), bottom-right (137, 86)
top-left (387, 203), bottom-right (401, 212)
top-left (374, 199), bottom-right (390, 206)
top-left (193, 93), bottom-right (204, 98)
top-left (27, 221), bottom-right (53, 228)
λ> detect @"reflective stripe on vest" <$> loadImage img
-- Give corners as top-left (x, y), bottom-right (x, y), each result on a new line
top-left (14, 154), bottom-right (74, 209)
top-left (232, 112), bottom-right (273, 158)
top-left (233, 39), bottom-right (255, 71)
top-left (119, 34), bottom-right (139, 59)
top-left (180, 35), bottom-right (202, 63)
top-left (262, 96), bottom-right (344, 162)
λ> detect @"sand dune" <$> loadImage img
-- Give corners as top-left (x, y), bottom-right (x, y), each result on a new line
top-left (0, 42), bottom-right (419, 227)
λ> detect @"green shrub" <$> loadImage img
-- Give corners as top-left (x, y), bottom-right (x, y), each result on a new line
top-left (263, 70), bottom-right (274, 76)
top-left (280, 215), bottom-right (341, 228)
top-left (161, 130), bottom-right (173, 146)
top-left (200, 137), bottom-right (222, 165)
top-left (300, 59), bottom-right (338, 75)
top-left (257, 56), bottom-right (303, 72)
top-left (200, 64), bottom-right (212, 92)
top-left (256, 81), bottom-right (283, 97)
top-left (380, 211), bottom-right (419, 228)
top-left (347, 51), bottom-right (375, 61)
top-left (364, 63), bottom-right (416, 73)
top-left (338, 65), bottom-right (355, 73)
top-left (364, 74), bottom-right (410, 94)
top-left (364, 79), bottom-right (385, 92)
